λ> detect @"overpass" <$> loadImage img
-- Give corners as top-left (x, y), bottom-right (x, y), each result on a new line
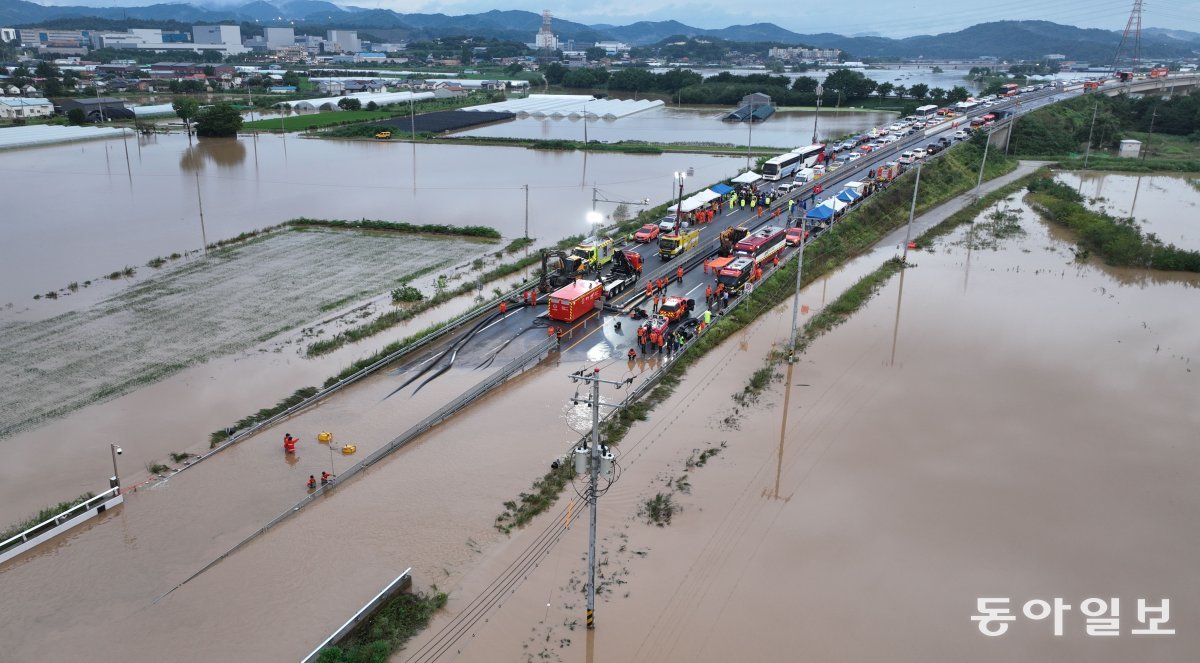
top-left (1099, 73), bottom-right (1200, 98)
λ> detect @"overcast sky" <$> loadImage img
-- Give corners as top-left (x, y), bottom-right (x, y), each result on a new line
top-left (40, 0), bottom-right (1200, 37)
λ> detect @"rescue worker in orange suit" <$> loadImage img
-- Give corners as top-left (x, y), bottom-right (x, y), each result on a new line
top-left (705, 284), bottom-right (713, 304)
top-left (283, 433), bottom-right (297, 453)
top-left (307, 475), bottom-right (317, 490)
top-left (321, 471), bottom-right (333, 485)
top-left (499, 300), bottom-right (507, 315)
top-left (676, 266), bottom-right (684, 285)
top-left (627, 347), bottom-right (636, 361)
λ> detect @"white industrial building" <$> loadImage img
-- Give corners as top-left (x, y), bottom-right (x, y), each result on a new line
top-left (193, 25), bottom-right (241, 45)
top-left (0, 97), bottom-right (54, 120)
top-left (275, 90), bottom-right (435, 112)
top-left (325, 30), bottom-right (360, 54)
top-left (264, 27), bottom-right (295, 50)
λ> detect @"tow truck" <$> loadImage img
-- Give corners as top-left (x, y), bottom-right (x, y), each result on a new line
top-left (600, 250), bottom-right (643, 298)
top-left (658, 228), bottom-right (700, 259)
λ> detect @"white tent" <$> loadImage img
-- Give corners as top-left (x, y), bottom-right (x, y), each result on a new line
top-left (731, 171), bottom-right (761, 184)
top-left (667, 189), bottom-right (722, 213)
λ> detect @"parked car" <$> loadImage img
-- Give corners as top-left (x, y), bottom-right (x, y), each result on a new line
top-left (785, 226), bottom-right (807, 246)
top-left (938, 136), bottom-right (952, 147)
top-left (953, 129), bottom-right (970, 140)
top-left (926, 143), bottom-right (941, 155)
top-left (776, 182), bottom-right (795, 194)
top-left (658, 217), bottom-right (688, 232)
top-left (912, 147), bottom-right (927, 160)
top-left (634, 223), bottom-right (660, 243)
top-left (897, 151), bottom-right (915, 165)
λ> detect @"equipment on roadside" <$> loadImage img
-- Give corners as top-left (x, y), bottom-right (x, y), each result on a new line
top-left (717, 226), bottom-right (749, 257)
top-left (600, 250), bottom-right (642, 298)
top-left (548, 279), bottom-right (604, 323)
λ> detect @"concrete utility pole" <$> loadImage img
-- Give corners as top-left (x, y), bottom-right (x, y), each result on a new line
top-left (902, 161), bottom-right (923, 265)
top-left (811, 84), bottom-right (824, 145)
top-left (973, 129), bottom-right (990, 202)
top-left (1082, 101), bottom-right (1100, 170)
top-left (786, 226), bottom-right (807, 361)
top-left (567, 367), bottom-right (626, 630)
top-left (523, 184), bottom-right (530, 240)
top-left (110, 443), bottom-right (123, 492)
top-left (673, 171), bottom-right (687, 233)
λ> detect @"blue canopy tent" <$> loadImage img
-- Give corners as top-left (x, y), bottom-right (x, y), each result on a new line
top-left (805, 205), bottom-right (835, 221)
top-left (710, 183), bottom-right (734, 195)
top-left (836, 189), bottom-right (860, 203)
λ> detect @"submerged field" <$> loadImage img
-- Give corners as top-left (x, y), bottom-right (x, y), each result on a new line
top-left (0, 228), bottom-right (485, 439)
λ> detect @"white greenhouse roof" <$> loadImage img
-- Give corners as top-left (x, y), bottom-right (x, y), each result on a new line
top-left (132, 103), bottom-right (176, 117)
top-left (461, 94), bottom-right (663, 119)
top-left (275, 90), bottom-right (436, 112)
top-left (0, 125), bottom-right (126, 150)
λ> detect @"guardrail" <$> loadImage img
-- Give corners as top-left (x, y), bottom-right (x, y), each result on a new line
top-left (158, 336), bottom-right (558, 601)
top-left (0, 486), bottom-right (124, 565)
top-left (299, 568), bottom-right (413, 663)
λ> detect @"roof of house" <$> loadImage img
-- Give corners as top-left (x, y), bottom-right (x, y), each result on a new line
top-left (0, 97), bottom-right (53, 107)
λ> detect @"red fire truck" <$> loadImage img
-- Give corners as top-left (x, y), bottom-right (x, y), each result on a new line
top-left (733, 226), bottom-right (786, 265)
top-left (548, 279), bottom-right (603, 323)
top-left (717, 256), bottom-right (757, 292)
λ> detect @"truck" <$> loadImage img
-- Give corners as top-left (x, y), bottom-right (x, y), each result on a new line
top-left (1150, 67), bottom-right (1169, 79)
top-left (734, 225), bottom-right (786, 264)
top-left (548, 279), bottom-right (604, 323)
top-left (600, 250), bottom-right (643, 298)
top-left (658, 228), bottom-right (701, 259)
top-left (717, 225), bottom-right (749, 257)
top-left (565, 236), bottom-right (615, 274)
top-left (657, 296), bottom-right (694, 322)
top-left (717, 256), bottom-right (756, 292)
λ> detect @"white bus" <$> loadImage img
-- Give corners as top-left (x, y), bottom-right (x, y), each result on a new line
top-left (792, 143), bottom-right (825, 168)
top-left (915, 104), bottom-right (939, 119)
top-left (762, 152), bottom-right (804, 181)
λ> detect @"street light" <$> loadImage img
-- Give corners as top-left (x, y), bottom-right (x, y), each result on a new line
top-left (586, 209), bottom-right (603, 234)
top-left (812, 83), bottom-right (824, 145)
top-left (110, 443), bottom-right (123, 491)
top-left (673, 171), bottom-right (687, 232)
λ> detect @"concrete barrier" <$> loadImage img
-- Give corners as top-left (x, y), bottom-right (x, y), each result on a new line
top-left (0, 487), bottom-right (123, 565)
top-left (299, 568), bottom-right (413, 663)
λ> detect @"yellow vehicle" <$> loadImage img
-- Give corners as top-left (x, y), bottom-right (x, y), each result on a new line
top-left (564, 236), bottom-right (615, 274)
top-left (375, 130), bottom-right (393, 139)
top-left (658, 228), bottom-right (700, 259)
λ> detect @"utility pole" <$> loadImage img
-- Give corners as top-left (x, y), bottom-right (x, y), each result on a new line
top-left (1142, 105), bottom-right (1158, 160)
top-left (194, 171), bottom-right (209, 257)
top-left (746, 102), bottom-right (755, 169)
top-left (673, 171), bottom-right (687, 233)
top-left (902, 161), bottom-right (923, 265)
top-left (786, 227), bottom-right (807, 361)
top-left (567, 367), bottom-right (626, 630)
top-left (523, 184), bottom-right (530, 240)
top-left (1083, 101), bottom-right (1100, 170)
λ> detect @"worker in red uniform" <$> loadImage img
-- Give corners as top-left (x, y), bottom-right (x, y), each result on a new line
top-left (653, 294), bottom-right (660, 313)
top-left (627, 348), bottom-right (636, 361)
top-left (705, 284), bottom-right (713, 304)
top-left (307, 475), bottom-right (317, 490)
top-left (321, 471), bottom-right (333, 485)
top-left (283, 433), bottom-right (297, 454)
top-left (645, 281), bottom-right (653, 298)
top-left (676, 266), bottom-right (684, 284)
top-left (499, 300), bottom-right (507, 315)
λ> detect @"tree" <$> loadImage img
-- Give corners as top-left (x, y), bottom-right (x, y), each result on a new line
top-left (172, 97), bottom-right (200, 132)
top-left (338, 97), bottom-right (362, 110)
top-left (62, 70), bottom-right (77, 89)
top-left (43, 77), bottom-right (63, 96)
top-left (822, 68), bottom-right (876, 102)
top-left (561, 68), bottom-right (597, 89)
top-left (931, 66), bottom-right (944, 74)
top-left (585, 47), bottom-right (606, 62)
top-left (876, 82), bottom-right (894, 98)
top-left (504, 62), bottom-right (524, 75)
top-left (929, 87), bottom-right (947, 102)
top-left (894, 85), bottom-right (908, 99)
top-left (35, 60), bottom-right (59, 79)
top-left (947, 86), bottom-right (970, 103)
top-left (67, 108), bottom-right (87, 125)
top-left (281, 70), bottom-right (301, 88)
top-left (909, 83), bottom-right (929, 100)
top-left (791, 76), bottom-right (818, 95)
top-left (195, 102), bottom-right (242, 138)
top-left (541, 62), bottom-right (567, 85)
top-left (366, 101), bottom-right (379, 111)
top-left (203, 65), bottom-right (216, 77)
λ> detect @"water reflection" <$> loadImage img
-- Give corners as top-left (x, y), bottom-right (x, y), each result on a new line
top-left (180, 138), bottom-right (247, 172)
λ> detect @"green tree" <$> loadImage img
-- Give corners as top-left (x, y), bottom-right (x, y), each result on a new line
top-left (561, 69), bottom-right (597, 89)
top-left (43, 77), bottom-right (64, 96)
top-left (822, 68), bottom-right (876, 102)
top-left (791, 76), bottom-right (818, 95)
top-left (876, 81), bottom-right (894, 98)
top-left (67, 107), bottom-right (87, 125)
top-left (172, 97), bottom-right (200, 132)
top-left (195, 102), bottom-right (242, 138)
top-left (35, 60), bottom-right (60, 78)
top-left (338, 97), bottom-right (362, 110)
top-left (504, 62), bottom-right (524, 75)
top-left (541, 62), bottom-right (567, 85)
top-left (62, 70), bottom-right (77, 89)
top-left (894, 85), bottom-right (908, 99)
top-left (947, 86), bottom-right (970, 103)
top-left (909, 83), bottom-right (929, 99)
top-left (929, 87), bottom-right (947, 102)
top-left (281, 70), bottom-right (301, 88)
top-left (366, 100), bottom-right (379, 110)
top-left (203, 65), bottom-right (215, 77)
top-left (585, 47), bottom-right (606, 62)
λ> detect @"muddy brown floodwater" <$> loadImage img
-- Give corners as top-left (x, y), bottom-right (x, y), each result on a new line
top-left (1057, 171), bottom-right (1200, 251)
top-left (0, 132), bottom-right (743, 305)
top-left (403, 188), bottom-right (1199, 661)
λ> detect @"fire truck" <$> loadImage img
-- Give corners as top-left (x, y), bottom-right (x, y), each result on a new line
top-left (717, 256), bottom-right (757, 292)
top-left (565, 237), bottom-right (615, 274)
top-left (548, 279), bottom-right (603, 323)
top-left (733, 226), bottom-right (786, 265)
top-left (657, 296), bottom-right (694, 322)
top-left (1150, 67), bottom-right (1169, 79)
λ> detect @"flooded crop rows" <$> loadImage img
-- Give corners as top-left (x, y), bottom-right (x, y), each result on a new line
top-left (0, 228), bottom-right (481, 441)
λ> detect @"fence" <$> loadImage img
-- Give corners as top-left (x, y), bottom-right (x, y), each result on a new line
top-left (0, 486), bottom-right (124, 565)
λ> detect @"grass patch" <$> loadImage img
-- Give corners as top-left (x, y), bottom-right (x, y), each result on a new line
top-left (169, 452), bottom-right (193, 463)
top-left (1026, 175), bottom-right (1200, 272)
top-left (145, 462), bottom-right (170, 475)
top-left (0, 492), bottom-right (95, 546)
top-left (147, 256), bottom-right (167, 269)
top-left (641, 493), bottom-right (677, 527)
top-left (686, 444), bottom-right (724, 469)
top-left (285, 218), bottom-right (500, 240)
top-left (503, 237), bottom-right (535, 253)
top-left (494, 461), bottom-right (576, 534)
top-left (391, 283), bottom-right (424, 303)
top-left (315, 589), bottom-right (448, 663)
top-left (209, 386), bottom-right (319, 447)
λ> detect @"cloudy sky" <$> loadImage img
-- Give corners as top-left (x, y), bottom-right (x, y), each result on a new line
top-left (38, 0), bottom-right (1200, 37)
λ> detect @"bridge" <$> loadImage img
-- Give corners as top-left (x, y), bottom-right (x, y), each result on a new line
top-left (1098, 73), bottom-right (1200, 98)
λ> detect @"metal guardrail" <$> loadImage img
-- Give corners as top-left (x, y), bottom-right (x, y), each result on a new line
top-left (0, 486), bottom-right (124, 564)
top-left (299, 568), bottom-right (413, 663)
top-left (0, 486), bottom-right (120, 554)
top-left (157, 336), bottom-right (557, 601)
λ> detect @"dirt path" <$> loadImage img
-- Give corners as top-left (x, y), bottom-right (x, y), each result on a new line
top-left (0, 229), bottom-right (484, 440)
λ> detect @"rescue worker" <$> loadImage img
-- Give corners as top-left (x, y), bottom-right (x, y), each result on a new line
top-left (676, 266), bottom-right (684, 285)
top-left (499, 300), bottom-right (507, 315)
top-left (547, 325), bottom-right (557, 339)
top-left (628, 347), bottom-right (637, 361)
top-left (321, 471), bottom-right (333, 485)
top-left (657, 331), bottom-right (666, 354)
top-left (653, 294), bottom-right (660, 313)
top-left (637, 324), bottom-right (646, 352)
top-left (705, 284), bottom-right (713, 304)
top-left (307, 475), bottom-right (317, 490)
top-left (645, 281), bottom-right (653, 298)
top-left (703, 308), bottom-right (712, 327)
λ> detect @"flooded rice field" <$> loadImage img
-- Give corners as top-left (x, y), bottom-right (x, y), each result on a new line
top-left (0, 132), bottom-right (743, 305)
top-left (454, 105), bottom-right (895, 147)
top-left (404, 184), bottom-right (1199, 661)
top-left (1057, 171), bottom-right (1200, 251)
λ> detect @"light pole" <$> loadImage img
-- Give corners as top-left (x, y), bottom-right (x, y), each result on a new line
top-left (812, 84), bottom-right (824, 145)
top-left (745, 101), bottom-right (755, 169)
top-left (110, 443), bottom-right (123, 491)
top-left (582, 100), bottom-right (590, 146)
top-left (587, 210), bottom-right (604, 238)
top-left (673, 171), bottom-right (687, 232)
top-left (786, 226), bottom-right (807, 362)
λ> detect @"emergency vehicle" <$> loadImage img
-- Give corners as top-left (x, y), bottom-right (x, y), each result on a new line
top-left (565, 237), bottom-right (615, 274)
top-left (658, 228), bottom-right (701, 259)
top-left (657, 296), bottom-right (694, 322)
top-left (733, 226), bottom-right (786, 264)
top-left (717, 256), bottom-right (756, 292)
top-left (548, 279), bottom-right (603, 323)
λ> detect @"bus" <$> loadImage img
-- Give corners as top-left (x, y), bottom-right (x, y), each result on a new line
top-left (1001, 83), bottom-right (1020, 97)
top-left (733, 225), bottom-right (786, 264)
top-left (914, 104), bottom-right (938, 119)
top-left (792, 143), bottom-right (825, 168)
top-left (762, 152), bottom-right (804, 181)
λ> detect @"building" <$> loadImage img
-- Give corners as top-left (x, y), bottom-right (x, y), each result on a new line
top-left (535, 10), bottom-right (559, 51)
top-left (325, 30), bottom-right (361, 54)
top-left (1, 28), bottom-right (17, 42)
top-left (264, 27), bottom-right (295, 50)
top-left (193, 25), bottom-right (241, 46)
top-left (0, 97), bottom-right (54, 119)
top-left (768, 46), bottom-right (841, 61)
top-left (59, 97), bottom-right (133, 120)
top-left (1119, 139), bottom-right (1142, 158)
top-left (593, 41), bottom-right (630, 54)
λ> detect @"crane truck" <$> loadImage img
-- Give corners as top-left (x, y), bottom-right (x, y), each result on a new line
top-left (600, 249), bottom-right (643, 298)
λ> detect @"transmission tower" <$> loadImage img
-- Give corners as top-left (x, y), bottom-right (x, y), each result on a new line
top-left (1110, 0), bottom-right (1144, 74)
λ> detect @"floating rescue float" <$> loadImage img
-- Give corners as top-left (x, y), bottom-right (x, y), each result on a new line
top-left (341, 444), bottom-right (357, 455)
top-left (318, 431), bottom-right (333, 443)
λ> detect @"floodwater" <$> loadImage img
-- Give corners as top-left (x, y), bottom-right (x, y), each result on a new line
top-left (1057, 171), bottom-right (1200, 251)
top-left (0, 132), bottom-right (743, 305)
top-left (404, 187), bottom-right (1200, 660)
top-left (651, 65), bottom-right (984, 93)
top-left (454, 105), bottom-right (895, 147)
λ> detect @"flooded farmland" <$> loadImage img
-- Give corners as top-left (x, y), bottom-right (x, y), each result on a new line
top-left (403, 183), bottom-right (1199, 661)
top-left (0, 132), bottom-right (743, 305)
top-left (1057, 171), bottom-right (1200, 251)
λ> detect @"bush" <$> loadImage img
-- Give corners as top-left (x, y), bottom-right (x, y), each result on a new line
top-left (391, 283), bottom-right (423, 302)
